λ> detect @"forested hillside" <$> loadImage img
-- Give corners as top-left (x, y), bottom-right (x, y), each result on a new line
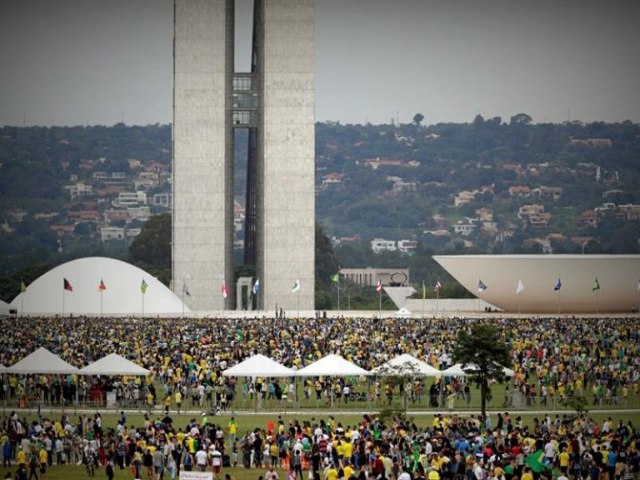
top-left (1, 117), bottom-right (639, 302)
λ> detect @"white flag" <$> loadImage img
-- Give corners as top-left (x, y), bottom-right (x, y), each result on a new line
top-left (291, 280), bottom-right (301, 293)
top-left (515, 279), bottom-right (525, 295)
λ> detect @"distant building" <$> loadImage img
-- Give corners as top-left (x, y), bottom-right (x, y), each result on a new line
top-left (569, 138), bottom-right (612, 148)
top-left (397, 239), bottom-right (418, 254)
top-left (340, 267), bottom-right (410, 287)
top-left (371, 238), bottom-right (397, 253)
top-left (112, 191), bottom-right (147, 208)
top-left (100, 226), bottom-right (125, 241)
top-left (152, 193), bottom-right (172, 208)
top-left (452, 220), bottom-right (477, 236)
top-left (509, 185), bottom-right (531, 197)
top-left (454, 190), bottom-right (477, 206)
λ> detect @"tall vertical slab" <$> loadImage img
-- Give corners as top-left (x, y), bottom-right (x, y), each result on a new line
top-left (257, 0), bottom-right (315, 311)
top-left (173, 0), bottom-right (234, 310)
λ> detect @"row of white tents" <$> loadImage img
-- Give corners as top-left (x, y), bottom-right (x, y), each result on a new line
top-left (0, 347), bottom-right (149, 376)
top-left (221, 353), bottom-right (515, 379)
top-left (0, 349), bottom-right (514, 380)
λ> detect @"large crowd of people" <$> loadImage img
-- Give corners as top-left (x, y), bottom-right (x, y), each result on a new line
top-left (0, 316), bottom-right (639, 411)
top-left (1, 408), bottom-right (638, 480)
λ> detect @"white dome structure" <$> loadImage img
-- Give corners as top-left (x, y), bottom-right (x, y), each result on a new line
top-left (11, 257), bottom-right (190, 315)
top-left (434, 254), bottom-right (640, 313)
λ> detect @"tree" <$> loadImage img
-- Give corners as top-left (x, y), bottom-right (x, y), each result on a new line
top-left (452, 323), bottom-right (511, 417)
top-left (315, 222), bottom-right (340, 309)
top-left (510, 113), bottom-right (532, 125)
top-left (412, 113), bottom-right (424, 126)
top-left (129, 213), bottom-right (171, 285)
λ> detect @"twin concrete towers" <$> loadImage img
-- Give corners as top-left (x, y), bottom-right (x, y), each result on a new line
top-left (172, 0), bottom-right (315, 311)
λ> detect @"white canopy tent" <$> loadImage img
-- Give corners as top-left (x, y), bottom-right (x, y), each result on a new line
top-left (296, 354), bottom-right (370, 377)
top-left (222, 354), bottom-right (295, 378)
top-left (7, 347), bottom-right (78, 375)
top-left (79, 353), bottom-right (150, 376)
top-left (441, 363), bottom-right (515, 377)
top-left (222, 354), bottom-right (295, 412)
top-left (372, 353), bottom-right (441, 376)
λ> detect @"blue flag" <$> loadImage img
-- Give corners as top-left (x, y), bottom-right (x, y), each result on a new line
top-left (554, 278), bottom-right (562, 291)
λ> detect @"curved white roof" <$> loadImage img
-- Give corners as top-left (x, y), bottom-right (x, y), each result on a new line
top-left (11, 257), bottom-right (189, 315)
top-left (435, 254), bottom-right (640, 313)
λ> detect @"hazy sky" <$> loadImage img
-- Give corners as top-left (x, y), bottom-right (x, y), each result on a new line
top-left (1, 0), bottom-right (638, 127)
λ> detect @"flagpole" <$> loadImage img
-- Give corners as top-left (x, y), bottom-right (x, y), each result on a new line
top-left (21, 292), bottom-right (24, 316)
top-left (378, 289), bottom-right (382, 319)
top-left (337, 282), bottom-right (340, 310)
top-left (142, 290), bottom-right (145, 315)
top-left (435, 290), bottom-right (439, 318)
top-left (100, 290), bottom-right (103, 316)
top-left (557, 290), bottom-right (560, 315)
top-left (182, 280), bottom-right (185, 318)
top-left (62, 288), bottom-right (65, 316)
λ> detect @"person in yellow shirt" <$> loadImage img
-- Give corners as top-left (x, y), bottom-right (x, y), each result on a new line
top-left (558, 447), bottom-right (570, 475)
top-left (326, 463), bottom-right (338, 480)
top-left (521, 467), bottom-right (533, 480)
top-left (39, 447), bottom-right (48, 479)
top-left (16, 449), bottom-right (26, 467)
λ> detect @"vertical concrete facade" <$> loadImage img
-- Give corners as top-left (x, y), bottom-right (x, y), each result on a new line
top-left (256, 0), bottom-right (315, 311)
top-left (173, 0), bottom-right (315, 312)
top-left (173, 0), bottom-right (234, 310)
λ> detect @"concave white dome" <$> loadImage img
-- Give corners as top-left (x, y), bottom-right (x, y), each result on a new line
top-left (434, 254), bottom-right (640, 313)
top-left (11, 257), bottom-right (189, 315)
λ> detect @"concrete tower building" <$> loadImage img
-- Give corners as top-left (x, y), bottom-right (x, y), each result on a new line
top-left (173, 0), bottom-right (315, 311)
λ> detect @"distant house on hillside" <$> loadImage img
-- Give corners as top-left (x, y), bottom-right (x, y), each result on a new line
top-left (362, 157), bottom-right (420, 170)
top-left (509, 185), bottom-right (530, 197)
top-left (569, 138), bottom-right (612, 148)
top-left (371, 238), bottom-right (396, 253)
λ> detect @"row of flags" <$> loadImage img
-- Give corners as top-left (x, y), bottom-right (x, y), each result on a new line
top-left (38, 274), bottom-right (639, 299)
top-left (476, 276), bottom-right (619, 294)
top-left (52, 277), bottom-right (301, 299)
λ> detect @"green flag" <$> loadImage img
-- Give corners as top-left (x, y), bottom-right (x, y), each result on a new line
top-left (141, 279), bottom-right (149, 294)
top-left (526, 450), bottom-right (550, 473)
top-left (592, 277), bottom-right (600, 291)
top-left (330, 273), bottom-right (339, 283)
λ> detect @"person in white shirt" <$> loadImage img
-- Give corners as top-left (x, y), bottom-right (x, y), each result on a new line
top-left (195, 447), bottom-right (208, 472)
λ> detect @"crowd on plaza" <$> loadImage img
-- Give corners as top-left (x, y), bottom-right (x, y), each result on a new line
top-left (1, 408), bottom-right (639, 480)
top-left (0, 316), bottom-right (639, 412)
